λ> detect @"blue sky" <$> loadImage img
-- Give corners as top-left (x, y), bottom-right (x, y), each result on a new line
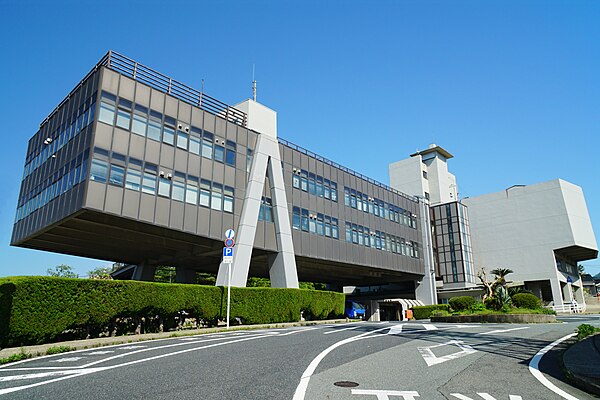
top-left (0, 0), bottom-right (598, 277)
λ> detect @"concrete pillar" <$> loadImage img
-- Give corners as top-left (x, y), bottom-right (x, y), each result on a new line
top-left (132, 263), bottom-right (156, 281)
top-left (415, 198), bottom-right (437, 305)
top-left (215, 101), bottom-right (299, 288)
top-left (550, 278), bottom-right (564, 306)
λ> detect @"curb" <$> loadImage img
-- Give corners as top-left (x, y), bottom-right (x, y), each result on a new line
top-left (0, 319), bottom-right (351, 363)
top-left (562, 333), bottom-right (600, 397)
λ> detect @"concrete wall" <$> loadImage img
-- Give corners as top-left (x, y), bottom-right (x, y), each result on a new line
top-left (463, 179), bottom-right (598, 305)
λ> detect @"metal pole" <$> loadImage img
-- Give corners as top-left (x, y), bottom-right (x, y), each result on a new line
top-left (226, 263), bottom-right (231, 328)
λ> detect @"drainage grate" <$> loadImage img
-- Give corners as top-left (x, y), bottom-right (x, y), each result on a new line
top-left (334, 381), bottom-right (359, 388)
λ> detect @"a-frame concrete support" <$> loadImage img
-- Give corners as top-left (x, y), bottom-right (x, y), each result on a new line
top-left (216, 100), bottom-right (299, 288)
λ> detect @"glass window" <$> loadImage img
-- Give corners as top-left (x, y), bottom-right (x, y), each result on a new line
top-left (125, 167), bottom-right (142, 191)
top-left (98, 102), bottom-right (116, 125)
top-left (177, 130), bottom-right (189, 150)
top-left (211, 183), bottom-right (222, 210)
top-left (116, 108), bottom-right (131, 130)
top-left (324, 180), bottom-right (330, 199)
top-left (147, 112), bottom-right (162, 141)
top-left (186, 180), bottom-right (199, 205)
top-left (331, 183), bottom-right (338, 202)
top-left (300, 171), bottom-right (308, 192)
top-left (131, 107), bottom-right (148, 136)
top-left (316, 176), bottom-right (324, 198)
top-left (344, 188), bottom-right (350, 206)
top-left (292, 207), bottom-right (301, 230)
top-left (309, 216), bottom-right (316, 233)
top-left (189, 135), bottom-right (201, 155)
top-left (246, 149), bottom-right (253, 173)
top-left (172, 180), bottom-right (185, 202)
top-left (109, 164), bottom-right (125, 186)
top-left (225, 140), bottom-right (236, 166)
top-left (223, 186), bottom-right (234, 213)
top-left (142, 165), bottom-right (157, 195)
top-left (345, 222), bottom-right (352, 243)
top-left (214, 143), bottom-right (225, 162)
top-left (301, 209), bottom-right (309, 232)
top-left (200, 180), bottom-right (211, 207)
top-left (202, 138), bottom-right (213, 159)
top-left (158, 176), bottom-right (171, 197)
top-left (316, 214), bottom-right (324, 236)
top-left (308, 173), bottom-right (316, 195)
top-left (90, 159), bottom-right (108, 183)
top-left (163, 125), bottom-right (175, 145)
top-left (292, 173), bottom-right (300, 189)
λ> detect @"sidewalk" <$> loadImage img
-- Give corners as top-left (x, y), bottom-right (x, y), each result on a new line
top-left (563, 334), bottom-right (600, 396)
top-left (0, 319), bottom-right (349, 361)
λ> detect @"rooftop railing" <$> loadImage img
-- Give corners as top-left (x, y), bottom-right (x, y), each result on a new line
top-left (278, 137), bottom-right (418, 203)
top-left (42, 50), bottom-right (247, 128)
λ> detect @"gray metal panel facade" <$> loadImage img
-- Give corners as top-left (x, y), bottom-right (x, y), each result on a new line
top-left (12, 59), bottom-right (426, 282)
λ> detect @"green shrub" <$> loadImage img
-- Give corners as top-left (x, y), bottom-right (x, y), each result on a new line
top-left (484, 296), bottom-right (501, 310)
top-left (0, 351), bottom-right (30, 365)
top-left (448, 296), bottom-right (476, 311)
top-left (577, 323), bottom-right (599, 340)
top-left (0, 277), bottom-right (344, 347)
top-left (412, 304), bottom-right (450, 319)
top-left (46, 346), bottom-right (76, 355)
top-left (511, 293), bottom-right (541, 309)
top-left (471, 302), bottom-right (486, 312)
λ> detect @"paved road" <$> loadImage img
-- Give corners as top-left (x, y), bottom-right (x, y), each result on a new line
top-left (0, 315), bottom-right (598, 399)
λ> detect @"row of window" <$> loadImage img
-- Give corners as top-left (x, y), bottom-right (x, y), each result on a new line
top-left (344, 222), bottom-right (420, 258)
top-left (344, 187), bottom-right (417, 229)
top-left (258, 197), bottom-right (274, 222)
top-left (291, 169), bottom-right (338, 202)
top-left (90, 149), bottom-right (234, 213)
top-left (98, 91), bottom-right (239, 167)
top-left (291, 207), bottom-right (340, 239)
top-left (23, 98), bottom-right (96, 180)
top-left (15, 151), bottom-right (89, 223)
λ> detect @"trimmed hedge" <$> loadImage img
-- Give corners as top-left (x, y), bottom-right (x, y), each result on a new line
top-left (448, 296), bottom-right (476, 311)
top-left (511, 293), bottom-right (541, 309)
top-left (411, 304), bottom-right (450, 319)
top-left (0, 277), bottom-right (344, 347)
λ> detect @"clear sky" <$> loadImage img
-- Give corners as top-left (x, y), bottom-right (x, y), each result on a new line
top-left (0, 0), bottom-right (598, 277)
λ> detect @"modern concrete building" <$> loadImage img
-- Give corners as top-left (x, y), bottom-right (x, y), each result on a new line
top-left (11, 51), bottom-right (436, 310)
top-left (389, 145), bottom-right (598, 308)
top-left (463, 179), bottom-right (598, 308)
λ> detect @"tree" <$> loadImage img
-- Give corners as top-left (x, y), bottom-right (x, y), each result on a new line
top-left (154, 266), bottom-right (175, 283)
top-left (47, 264), bottom-right (78, 278)
top-left (477, 267), bottom-right (513, 302)
top-left (578, 264), bottom-right (585, 275)
top-left (88, 267), bottom-right (113, 280)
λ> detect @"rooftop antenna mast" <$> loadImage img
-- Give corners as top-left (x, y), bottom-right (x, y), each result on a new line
top-left (252, 64), bottom-right (257, 101)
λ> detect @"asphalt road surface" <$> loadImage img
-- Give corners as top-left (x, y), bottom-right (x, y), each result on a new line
top-left (1, 314), bottom-right (598, 400)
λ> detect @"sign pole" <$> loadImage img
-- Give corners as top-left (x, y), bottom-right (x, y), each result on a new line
top-left (226, 262), bottom-right (231, 329)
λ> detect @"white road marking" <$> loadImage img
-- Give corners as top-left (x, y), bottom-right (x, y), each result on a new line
top-left (117, 345), bottom-right (146, 350)
top-left (0, 334), bottom-right (273, 395)
top-left (387, 325), bottom-right (404, 335)
top-left (528, 332), bottom-right (580, 400)
top-left (50, 358), bottom-right (83, 363)
top-left (292, 327), bottom-right (389, 400)
top-left (278, 327), bottom-right (319, 336)
top-left (423, 324), bottom-right (438, 331)
top-left (450, 394), bottom-right (522, 400)
top-left (351, 389), bottom-right (420, 399)
top-left (0, 370), bottom-right (80, 382)
top-left (479, 327), bottom-right (529, 335)
top-left (86, 351), bottom-right (114, 355)
top-left (417, 341), bottom-right (477, 366)
top-left (323, 325), bottom-right (360, 335)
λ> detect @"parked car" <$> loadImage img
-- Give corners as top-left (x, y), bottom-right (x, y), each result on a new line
top-left (345, 301), bottom-right (366, 319)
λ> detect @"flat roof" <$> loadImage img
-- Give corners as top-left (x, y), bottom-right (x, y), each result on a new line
top-left (410, 145), bottom-right (453, 159)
